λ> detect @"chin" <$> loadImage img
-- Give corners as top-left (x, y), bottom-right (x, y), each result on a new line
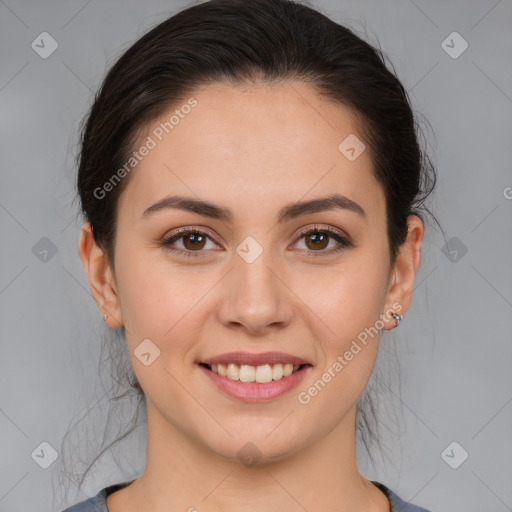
top-left (199, 421), bottom-right (311, 467)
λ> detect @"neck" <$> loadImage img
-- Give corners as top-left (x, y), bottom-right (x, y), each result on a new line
top-left (108, 402), bottom-right (389, 512)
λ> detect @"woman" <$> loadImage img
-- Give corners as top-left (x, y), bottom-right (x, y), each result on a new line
top-left (61, 0), bottom-right (437, 510)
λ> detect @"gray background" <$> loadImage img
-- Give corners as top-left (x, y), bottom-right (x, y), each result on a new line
top-left (1, 0), bottom-right (511, 511)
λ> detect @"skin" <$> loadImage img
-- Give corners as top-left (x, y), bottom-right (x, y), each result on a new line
top-left (79, 80), bottom-right (423, 512)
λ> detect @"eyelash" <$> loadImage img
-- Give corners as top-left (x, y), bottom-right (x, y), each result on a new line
top-left (160, 226), bottom-right (353, 258)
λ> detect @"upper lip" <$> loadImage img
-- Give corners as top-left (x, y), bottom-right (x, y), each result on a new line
top-left (201, 351), bottom-right (311, 366)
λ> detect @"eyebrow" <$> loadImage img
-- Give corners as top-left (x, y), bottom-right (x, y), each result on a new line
top-left (141, 193), bottom-right (366, 223)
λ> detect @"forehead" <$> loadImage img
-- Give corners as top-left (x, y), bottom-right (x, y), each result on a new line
top-left (118, 80), bottom-right (385, 226)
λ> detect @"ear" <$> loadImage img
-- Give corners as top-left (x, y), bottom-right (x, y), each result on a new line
top-left (382, 215), bottom-right (424, 329)
top-left (78, 221), bottom-right (124, 328)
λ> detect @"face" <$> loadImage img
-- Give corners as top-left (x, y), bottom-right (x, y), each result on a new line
top-left (81, 80), bottom-right (421, 464)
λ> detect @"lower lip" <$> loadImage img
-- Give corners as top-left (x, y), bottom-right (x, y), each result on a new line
top-left (199, 364), bottom-right (311, 402)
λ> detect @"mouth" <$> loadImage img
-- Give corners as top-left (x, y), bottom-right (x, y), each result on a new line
top-left (199, 362), bottom-right (308, 383)
top-left (198, 352), bottom-right (313, 402)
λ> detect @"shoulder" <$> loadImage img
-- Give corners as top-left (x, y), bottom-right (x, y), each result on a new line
top-left (62, 479), bottom-right (432, 512)
top-left (59, 488), bottom-right (107, 512)
top-left (372, 480), bottom-right (433, 512)
top-left (60, 480), bottom-right (134, 512)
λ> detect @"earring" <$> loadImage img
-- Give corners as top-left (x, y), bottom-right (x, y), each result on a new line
top-left (103, 313), bottom-right (109, 322)
top-left (390, 312), bottom-right (402, 328)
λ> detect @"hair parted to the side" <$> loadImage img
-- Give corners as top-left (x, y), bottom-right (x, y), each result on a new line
top-left (54, 0), bottom-right (441, 506)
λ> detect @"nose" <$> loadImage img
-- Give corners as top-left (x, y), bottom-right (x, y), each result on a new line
top-left (216, 248), bottom-right (294, 336)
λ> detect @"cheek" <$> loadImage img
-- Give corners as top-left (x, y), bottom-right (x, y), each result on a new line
top-left (294, 269), bottom-right (387, 417)
top-left (115, 249), bottom-right (184, 340)
top-left (117, 260), bottom-right (204, 400)
top-left (292, 256), bottom-right (388, 336)
top-left (287, 252), bottom-right (389, 395)
top-left (116, 251), bottom-right (222, 369)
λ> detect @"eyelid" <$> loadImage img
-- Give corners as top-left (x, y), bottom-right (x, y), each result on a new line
top-left (293, 224), bottom-right (348, 243)
top-left (165, 225), bottom-right (219, 241)
top-left (160, 224), bottom-right (353, 257)
top-left (290, 224), bottom-right (353, 255)
top-left (161, 226), bottom-right (222, 255)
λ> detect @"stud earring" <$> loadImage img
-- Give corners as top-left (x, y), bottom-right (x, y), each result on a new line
top-left (390, 312), bottom-right (402, 328)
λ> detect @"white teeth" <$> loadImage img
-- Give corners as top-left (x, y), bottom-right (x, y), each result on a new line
top-left (239, 365), bottom-right (256, 382)
top-left (255, 364), bottom-right (273, 383)
top-left (207, 362), bottom-right (303, 383)
top-left (272, 364), bottom-right (284, 380)
top-left (283, 363), bottom-right (294, 377)
top-left (226, 363), bottom-right (239, 380)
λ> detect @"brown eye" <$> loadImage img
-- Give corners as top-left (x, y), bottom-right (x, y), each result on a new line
top-left (182, 233), bottom-right (207, 250)
top-left (293, 227), bottom-right (353, 256)
top-left (304, 231), bottom-right (329, 251)
top-left (161, 228), bottom-right (218, 257)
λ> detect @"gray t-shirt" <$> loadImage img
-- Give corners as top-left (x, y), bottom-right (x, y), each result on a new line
top-left (61, 480), bottom-right (432, 511)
